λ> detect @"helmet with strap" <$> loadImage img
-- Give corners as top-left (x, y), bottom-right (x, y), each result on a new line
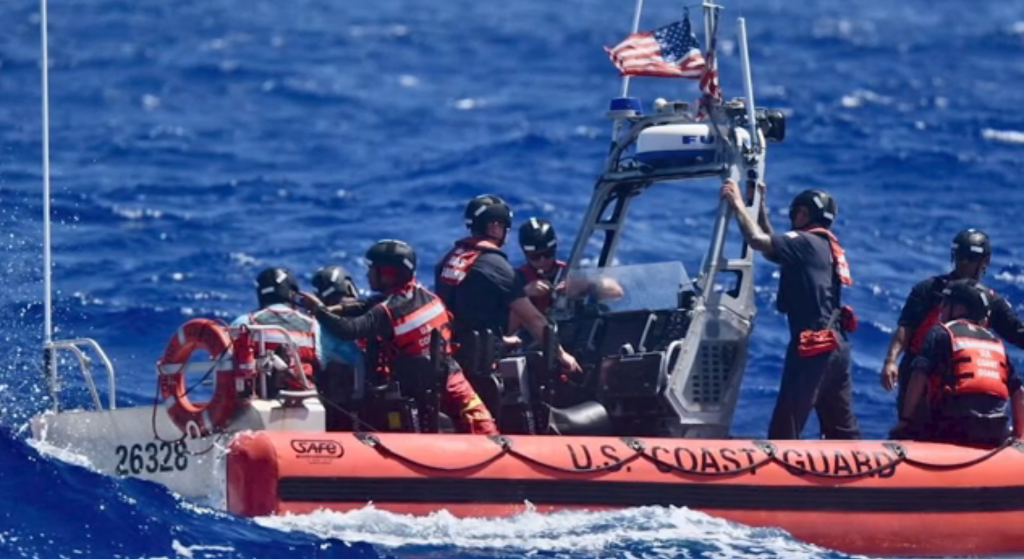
top-left (951, 228), bottom-right (991, 264)
top-left (312, 265), bottom-right (357, 305)
top-left (255, 267), bottom-right (298, 307)
top-left (465, 195), bottom-right (513, 235)
top-left (518, 217), bottom-right (557, 253)
top-left (790, 189), bottom-right (837, 228)
top-left (941, 278), bottom-right (992, 323)
top-left (366, 239), bottom-right (417, 286)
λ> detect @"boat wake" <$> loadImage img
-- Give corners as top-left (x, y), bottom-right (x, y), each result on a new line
top-left (257, 504), bottom-right (853, 559)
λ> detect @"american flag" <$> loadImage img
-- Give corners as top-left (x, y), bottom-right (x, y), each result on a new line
top-left (697, 17), bottom-right (722, 115)
top-left (699, 43), bottom-right (721, 100)
top-left (605, 14), bottom-right (706, 78)
top-left (606, 11), bottom-right (723, 107)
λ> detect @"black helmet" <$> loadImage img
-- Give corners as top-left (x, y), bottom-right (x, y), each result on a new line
top-left (519, 218), bottom-right (557, 253)
top-left (465, 195), bottom-right (513, 234)
top-left (255, 267), bottom-right (298, 306)
top-left (790, 189), bottom-right (837, 228)
top-left (365, 239), bottom-right (417, 282)
top-left (941, 278), bottom-right (992, 323)
top-left (312, 265), bottom-right (357, 305)
top-left (951, 228), bottom-right (991, 263)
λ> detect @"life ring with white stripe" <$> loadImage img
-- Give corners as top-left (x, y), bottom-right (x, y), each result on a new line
top-left (157, 318), bottom-right (254, 437)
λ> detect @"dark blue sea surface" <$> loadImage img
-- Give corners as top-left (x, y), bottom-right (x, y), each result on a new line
top-left (3, 0), bottom-right (1024, 556)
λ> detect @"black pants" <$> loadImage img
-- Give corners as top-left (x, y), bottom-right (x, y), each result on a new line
top-left (768, 338), bottom-right (862, 440)
top-left (913, 417), bottom-right (1008, 447)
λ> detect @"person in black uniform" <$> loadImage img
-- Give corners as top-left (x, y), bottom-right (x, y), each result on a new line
top-left (721, 180), bottom-right (861, 440)
top-left (509, 217), bottom-right (624, 338)
top-left (300, 240), bottom-right (498, 435)
top-left (514, 218), bottom-right (567, 315)
top-left (434, 195), bottom-right (580, 373)
top-left (880, 229), bottom-right (1024, 428)
top-left (890, 279), bottom-right (1024, 446)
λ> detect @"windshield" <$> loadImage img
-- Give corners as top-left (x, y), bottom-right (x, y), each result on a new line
top-left (562, 261), bottom-right (691, 313)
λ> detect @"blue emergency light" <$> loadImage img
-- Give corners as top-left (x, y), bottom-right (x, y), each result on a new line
top-left (607, 97), bottom-right (643, 119)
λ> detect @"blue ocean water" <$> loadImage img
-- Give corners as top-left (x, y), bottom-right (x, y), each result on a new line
top-left (2, 0), bottom-right (1024, 556)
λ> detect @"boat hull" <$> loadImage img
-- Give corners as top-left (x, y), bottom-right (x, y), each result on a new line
top-left (29, 399), bottom-right (326, 502)
top-left (227, 431), bottom-right (1024, 557)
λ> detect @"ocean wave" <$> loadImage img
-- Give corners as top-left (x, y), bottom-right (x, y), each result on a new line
top-left (257, 504), bottom-right (850, 559)
top-left (981, 128), bottom-right (1024, 145)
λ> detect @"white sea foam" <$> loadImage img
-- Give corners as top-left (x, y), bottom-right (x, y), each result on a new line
top-left (981, 128), bottom-right (1024, 145)
top-left (257, 504), bottom-right (849, 558)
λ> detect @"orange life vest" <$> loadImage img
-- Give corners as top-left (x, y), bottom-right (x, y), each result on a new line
top-left (518, 260), bottom-right (566, 313)
top-left (363, 283), bottom-right (456, 382)
top-left (380, 283), bottom-right (453, 358)
top-left (804, 227), bottom-right (852, 286)
top-left (437, 237), bottom-right (502, 286)
top-left (940, 319), bottom-right (1010, 400)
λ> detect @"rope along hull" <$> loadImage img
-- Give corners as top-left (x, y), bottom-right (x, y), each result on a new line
top-left (227, 432), bottom-right (1024, 557)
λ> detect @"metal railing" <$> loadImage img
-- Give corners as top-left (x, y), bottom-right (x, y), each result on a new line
top-left (46, 338), bottom-right (117, 412)
top-left (239, 324), bottom-right (317, 399)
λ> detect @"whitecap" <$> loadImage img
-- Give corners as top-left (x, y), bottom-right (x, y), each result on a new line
top-left (839, 89), bottom-right (892, 109)
top-left (452, 98), bottom-right (486, 110)
top-left (397, 74), bottom-right (419, 88)
top-left (981, 128), bottom-right (1024, 145)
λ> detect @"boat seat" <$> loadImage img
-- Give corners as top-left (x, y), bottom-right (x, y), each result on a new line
top-left (546, 401), bottom-right (612, 435)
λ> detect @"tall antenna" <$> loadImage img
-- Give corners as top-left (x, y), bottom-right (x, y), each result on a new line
top-left (737, 17), bottom-right (761, 151)
top-left (40, 0), bottom-right (56, 400)
top-left (619, 0), bottom-right (646, 99)
top-left (609, 0), bottom-right (646, 144)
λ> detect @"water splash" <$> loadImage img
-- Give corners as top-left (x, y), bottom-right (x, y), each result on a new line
top-left (257, 504), bottom-right (850, 558)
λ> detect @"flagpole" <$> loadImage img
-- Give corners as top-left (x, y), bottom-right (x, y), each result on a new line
top-left (619, 0), bottom-right (645, 98)
top-left (610, 0), bottom-right (645, 144)
top-left (40, 0), bottom-right (57, 405)
top-left (702, 0), bottom-right (713, 56)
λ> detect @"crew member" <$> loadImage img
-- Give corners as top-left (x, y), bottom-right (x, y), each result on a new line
top-left (721, 180), bottom-right (861, 440)
top-left (312, 265), bottom-right (360, 310)
top-left (231, 267), bottom-right (322, 390)
top-left (510, 217), bottom-right (624, 336)
top-left (891, 279), bottom-right (1024, 445)
top-left (434, 195), bottom-right (580, 373)
top-left (515, 218), bottom-right (567, 314)
top-left (311, 265), bottom-right (367, 430)
top-left (881, 229), bottom-right (1024, 426)
top-left (301, 240), bottom-right (498, 435)
top-left (311, 264), bottom-right (365, 370)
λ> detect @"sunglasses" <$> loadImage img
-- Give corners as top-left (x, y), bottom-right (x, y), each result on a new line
top-left (527, 249), bottom-right (556, 261)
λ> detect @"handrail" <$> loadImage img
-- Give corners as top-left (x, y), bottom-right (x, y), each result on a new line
top-left (46, 338), bottom-right (117, 411)
top-left (236, 324), bottom-right (314, 392)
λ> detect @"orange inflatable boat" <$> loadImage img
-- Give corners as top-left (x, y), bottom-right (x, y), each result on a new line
top-left (227, 431), bottom-right (1024, 557)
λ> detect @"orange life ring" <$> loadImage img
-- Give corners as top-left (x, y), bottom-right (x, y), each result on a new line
top-left (157, 318), bottom-right (250, 437)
